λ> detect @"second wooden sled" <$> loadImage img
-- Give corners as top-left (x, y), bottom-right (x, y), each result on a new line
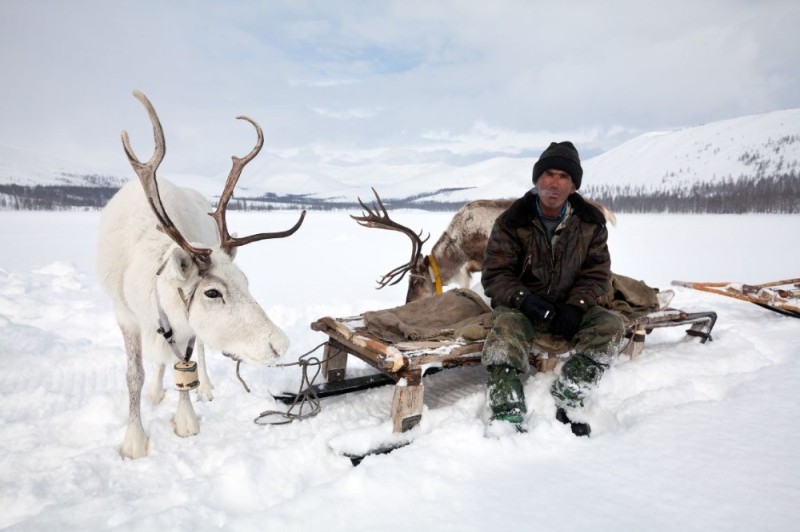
top-left (672, 278), bottom-right (800, 318)
top-left (277, 305), bottom-right (717, 435)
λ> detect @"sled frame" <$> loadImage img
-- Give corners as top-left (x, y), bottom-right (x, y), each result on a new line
top-left (298, 307), bottom-right (717, 434)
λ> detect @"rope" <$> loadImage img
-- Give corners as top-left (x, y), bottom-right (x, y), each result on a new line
top-left (253, 342), bottom-right (329, 425)
top-left (235, 361), bottom-right (251, 393)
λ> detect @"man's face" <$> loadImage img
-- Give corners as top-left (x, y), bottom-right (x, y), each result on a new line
top-left (536, 169), bottom-right (576, 213)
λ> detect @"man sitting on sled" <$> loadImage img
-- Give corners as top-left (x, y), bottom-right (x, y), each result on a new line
top-left (481, 141), bottom-right (625, 436)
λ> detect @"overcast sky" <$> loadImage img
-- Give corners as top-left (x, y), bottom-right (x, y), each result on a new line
top-left (2, 0), bottom-right (799, 177)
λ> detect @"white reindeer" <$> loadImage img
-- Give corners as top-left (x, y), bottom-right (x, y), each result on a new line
top-left (353, 189), bottom-right (615, 302)
top-left (97, 90), bottom-right (305, 459)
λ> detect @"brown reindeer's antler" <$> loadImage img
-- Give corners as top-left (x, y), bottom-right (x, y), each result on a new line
top-left (122, 90), bottom-right (213, 263)
top-left (122, 90), bottom-right (306, 261)
top-left (351, 188), bottom-right (429, 288)
top-left (210, 116), bottom-right (306, 254)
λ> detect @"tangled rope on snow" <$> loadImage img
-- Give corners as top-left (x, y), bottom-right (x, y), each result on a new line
top-left (251, 342), bottom-right (329, 425)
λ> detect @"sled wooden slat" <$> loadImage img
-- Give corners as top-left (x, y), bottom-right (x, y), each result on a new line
top-left (311, 316), bottom-right (406, 372)
top-left (311, 318), bottom-right (483, 374)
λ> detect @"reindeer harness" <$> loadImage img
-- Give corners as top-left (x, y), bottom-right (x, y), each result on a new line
top-left (427, 254), bottom-right (444, 295)
top-left (154, 262), bottom-right (202, 391)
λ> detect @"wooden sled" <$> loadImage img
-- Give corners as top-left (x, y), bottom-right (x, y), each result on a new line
top-left (286, 304), bottom-right (717, 435)
top-left (672, 278), bottom-right (800, 318)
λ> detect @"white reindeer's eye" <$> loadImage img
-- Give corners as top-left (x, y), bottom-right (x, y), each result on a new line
top-left (204, 289), bottom-right (222, 299)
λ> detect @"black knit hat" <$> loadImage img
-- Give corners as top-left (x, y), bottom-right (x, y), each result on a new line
top-left (532, 141), bottom-right (583, 190)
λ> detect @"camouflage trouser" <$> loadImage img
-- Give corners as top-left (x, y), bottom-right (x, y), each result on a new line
top-left (481, 305), bottom-right (625, 409)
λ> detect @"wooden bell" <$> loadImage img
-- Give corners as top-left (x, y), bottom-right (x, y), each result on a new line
top-left (174, 360), bottom-right (200, 390)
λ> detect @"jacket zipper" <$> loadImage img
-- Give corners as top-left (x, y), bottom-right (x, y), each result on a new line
top-left (525, 220), bottom-right (558, 299)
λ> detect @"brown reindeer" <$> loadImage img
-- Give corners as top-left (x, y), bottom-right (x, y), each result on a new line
top-left (353, 189), bottom-right (615, 303)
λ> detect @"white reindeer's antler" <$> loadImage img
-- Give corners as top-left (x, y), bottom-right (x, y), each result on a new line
top-left (210, 115), bottom-right (306, 254)
top-left (122, 90), bottom-right (213, 263)
top-left (122, 91), bottom-right (306, 261)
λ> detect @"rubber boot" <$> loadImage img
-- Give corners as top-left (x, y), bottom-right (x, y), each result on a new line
top-left (556, 407), bottom-right (591, 437)
top-left (487, 365), bottom-right (527, 429)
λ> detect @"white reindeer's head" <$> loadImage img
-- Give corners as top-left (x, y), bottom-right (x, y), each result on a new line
top-left (124, 90), bottom-right (304, 365)
top-left (154, 245), bottom-right (289, 363)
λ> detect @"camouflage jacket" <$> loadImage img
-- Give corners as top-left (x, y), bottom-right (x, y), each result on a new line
top-left (481, 191), bottom-right (611, 313)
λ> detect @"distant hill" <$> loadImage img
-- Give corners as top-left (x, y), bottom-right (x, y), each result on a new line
top-left (1, 109), bottom-right (798, 212)
top-left (0, 143), bottom-right (125, 188)
top-left (0, 143), bottom-right (126, 209)
top-left (578, 109), bottom-right (800, 213)
top-left (582, 108), bottom-right (800, 189)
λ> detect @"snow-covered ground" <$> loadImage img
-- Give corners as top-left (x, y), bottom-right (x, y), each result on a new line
top-left (1, 208), bottom-right (799, 531)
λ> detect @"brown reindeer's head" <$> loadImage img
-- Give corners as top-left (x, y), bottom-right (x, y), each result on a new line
top-left (406, 254), bottom-right (438, 303)
top-left (351, 188), bottom-right (432, 303)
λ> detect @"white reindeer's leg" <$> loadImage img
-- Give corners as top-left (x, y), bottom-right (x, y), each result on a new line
top-left (173, 389), bottom-right (200, 437)
top-left (195, 343), bottom-right (214, 401)
top-left (147, 363), bottom-right (166, 404)
top-left (120, 327), bottom-right (149, 459)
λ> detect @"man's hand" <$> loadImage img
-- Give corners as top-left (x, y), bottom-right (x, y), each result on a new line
top-left (551, 304), bottom-right (584, 340)
top-left (519, 294), bottom-right (556, 323)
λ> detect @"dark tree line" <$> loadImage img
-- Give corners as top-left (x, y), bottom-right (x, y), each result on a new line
top-left (582, 173), bottom-right (799, 214)
top-left (0, 185), bottom-right (120, 210)
top-left (2, 175), bottom-right (798, 213)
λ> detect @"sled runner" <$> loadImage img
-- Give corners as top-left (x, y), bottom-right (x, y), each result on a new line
top-left (277, 288), bottom-right (717, 444)
top-left (672, 278), bottom-right (800, 318)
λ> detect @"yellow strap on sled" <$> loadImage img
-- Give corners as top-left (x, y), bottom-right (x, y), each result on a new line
top-left (428, 254), bottom-right (443, 295)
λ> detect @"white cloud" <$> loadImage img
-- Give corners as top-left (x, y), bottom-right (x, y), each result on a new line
top-left (289, 78), bottom-right (361, 87)
top-left (311, 107), bottom-right (378, 119)
top-left (0, 0), bottom-right (798, 175)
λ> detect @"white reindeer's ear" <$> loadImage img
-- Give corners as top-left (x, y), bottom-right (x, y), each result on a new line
top-left (225, 231), bottom-right (238, 260)
top-left (162, 246), bottom-right (195, 281)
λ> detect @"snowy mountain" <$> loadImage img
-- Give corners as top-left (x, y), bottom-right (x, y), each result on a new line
top-left (179, 107), bottom-right (800, 205)
top-left (1, 108), bottom-right (798, 208)
top-left (582, 108), bottom-right (800, 194)
top-left (0, 143), bottom-right (125, 188)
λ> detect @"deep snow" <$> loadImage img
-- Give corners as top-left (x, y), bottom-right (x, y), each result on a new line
top-left (1, 209), bottom-right (799, 531)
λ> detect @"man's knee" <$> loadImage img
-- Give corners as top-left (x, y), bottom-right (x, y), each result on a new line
top-left (576, 306), bottom-right (624, 357)
top-left (481, 306), bottom-right (535, 373)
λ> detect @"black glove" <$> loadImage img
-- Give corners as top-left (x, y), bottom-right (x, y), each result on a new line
top-left (551, 304), bottom-right (584, 340)
top-left (519, 294), bottom-right (556, 323)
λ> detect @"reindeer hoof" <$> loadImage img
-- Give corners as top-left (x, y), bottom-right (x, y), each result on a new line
top-left (147, 386), bottom-right (166, 405)
top-left (174, 390), bottom-right (200, 437)
top-left (196, 383), bottom-right (214, 402)
top-left (174, 416), bottom-right (200, 437)
top-left (120, 425), bottom-right (149, 459)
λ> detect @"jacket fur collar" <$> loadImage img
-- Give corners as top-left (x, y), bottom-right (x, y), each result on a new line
top-left (503, 190), bottom-right (606, 229)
